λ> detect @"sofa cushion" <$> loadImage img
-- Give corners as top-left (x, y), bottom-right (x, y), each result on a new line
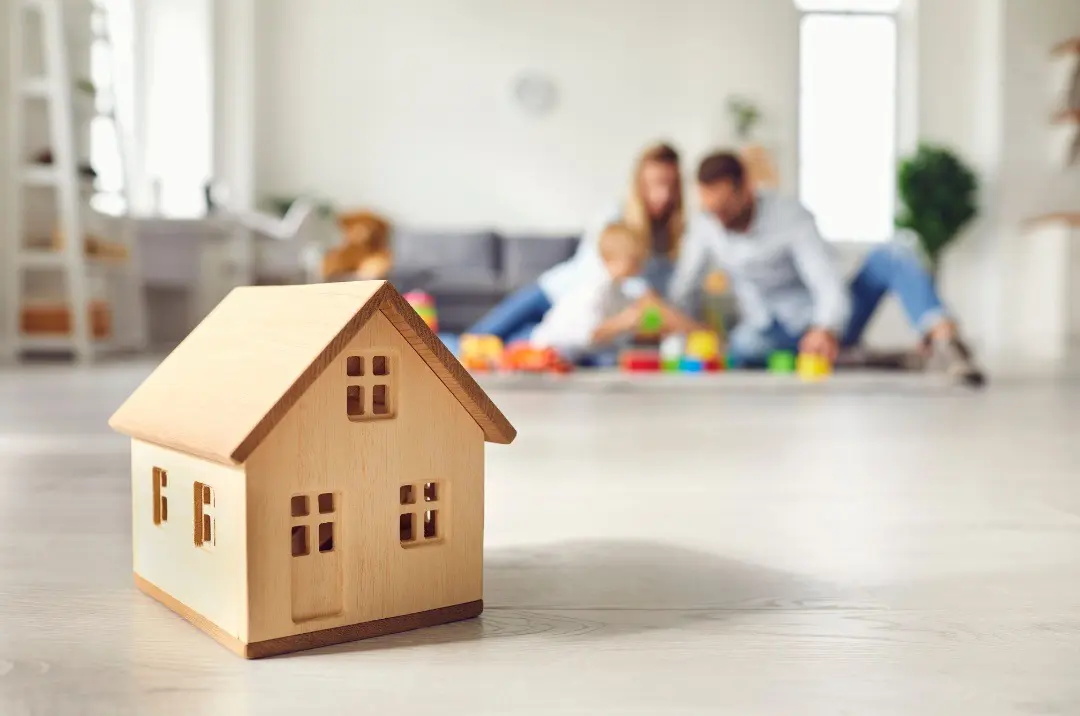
top-left (500, 235), bottom-right (579, 289)
top-left (426, 273), bottom-right (509, 298)
top-left (391, 229), bottom-right (501, 282)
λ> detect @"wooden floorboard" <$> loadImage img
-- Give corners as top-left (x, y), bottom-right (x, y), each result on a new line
top-left (2, 360), bottom-right (1080, 714)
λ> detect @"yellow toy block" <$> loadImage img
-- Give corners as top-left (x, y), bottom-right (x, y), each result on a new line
top-left (796, 353), bottom-right (832, 381)
top-left (460, 334), bottom-right (504, 370)
top-left (686, 330), bottom-right (721, 361)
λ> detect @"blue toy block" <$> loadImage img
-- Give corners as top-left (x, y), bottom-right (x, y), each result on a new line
top-left (678, 356), bottom-right (704, 373)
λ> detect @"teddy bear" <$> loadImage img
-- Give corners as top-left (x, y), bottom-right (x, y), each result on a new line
top-left (321, 210), bottom-right (393, 280)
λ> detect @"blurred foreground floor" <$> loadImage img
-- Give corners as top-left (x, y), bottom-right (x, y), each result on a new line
top-left (1, 361), bottom-right (1079, 715)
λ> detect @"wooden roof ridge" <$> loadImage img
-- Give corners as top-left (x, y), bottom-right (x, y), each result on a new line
top-left (109, 281), bottom-right (515, 466)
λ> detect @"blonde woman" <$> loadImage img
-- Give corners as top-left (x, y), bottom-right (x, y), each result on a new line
top-left (468, 142), bottom-right (688, 342)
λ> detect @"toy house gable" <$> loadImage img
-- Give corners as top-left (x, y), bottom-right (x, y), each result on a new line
top-left (109, 280), bottom-right (514, 466)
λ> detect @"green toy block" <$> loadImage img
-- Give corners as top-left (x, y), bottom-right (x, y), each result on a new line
top-left (768, 350), bottom-right (796, 373)
top-left (661, 358), bottom-right (680, 372)
top-left (640, 306), bottom-right (663, 334)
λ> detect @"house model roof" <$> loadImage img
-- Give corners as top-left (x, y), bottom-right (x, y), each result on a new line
top-left (109, 281), bottom-right (516, 466)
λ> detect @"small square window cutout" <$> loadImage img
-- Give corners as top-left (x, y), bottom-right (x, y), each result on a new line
top-left (292, 525), bottom-right (309, 556)
top-left (319, 522), bottom-right (334, 552)
top-left (424, 510), bottom-right (439, 539)
top-left (318, 493), bottom-right (334, 514)
top-left (400, 513), bottom-right (415, 542)
top-left (400, 485), bottom-right (415, 505)
top-left (347, 385), bottom-right (364, 417)
top-left (373, 385), bottom-right (389, 415)
top-left (291, 495), bottom-right (309, 517)
top-left (347, 356), bottom-right (364, 376)
top-left (373, 355), bottom-right (389, 376)
top-left (424, 482), bottom-right (438, 502)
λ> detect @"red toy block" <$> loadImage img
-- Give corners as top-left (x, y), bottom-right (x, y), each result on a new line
top-left (704, 357), bottom-right (724, 372)
top-left (620, 350), bottom-right (661, 372)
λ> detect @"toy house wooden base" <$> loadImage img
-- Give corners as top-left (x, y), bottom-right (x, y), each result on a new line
top-left (110, 281), bottom-right (515, 658)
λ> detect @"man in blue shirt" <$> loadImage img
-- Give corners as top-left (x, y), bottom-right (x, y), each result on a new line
top-left (671, 152), bottom-right (985, 387)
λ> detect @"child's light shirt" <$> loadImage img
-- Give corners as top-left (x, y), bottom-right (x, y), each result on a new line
top-left (530, 275), bottom-right (648, 356)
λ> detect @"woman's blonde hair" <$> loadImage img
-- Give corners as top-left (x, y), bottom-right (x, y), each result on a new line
top-left (622, 142), bottom-right (685, 260)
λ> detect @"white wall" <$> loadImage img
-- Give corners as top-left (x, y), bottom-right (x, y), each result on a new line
top-left (996, 0), bottom-right (1080, 355)
top-left (913, 0), bottom-right (1006, 348)
top-left (253, 0), bottom-right (800, 232)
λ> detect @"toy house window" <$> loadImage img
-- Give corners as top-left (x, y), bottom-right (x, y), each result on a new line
top-left (399, 481), bottom-right (443, 546)
top-left (291, 492), bottom-right (337, 556)
top-left (345, 351), bottom-right (396, 421)
top-left (194, 482), bottom-right (215, 549)
top-left (152, 467), bottom-right (168, 525)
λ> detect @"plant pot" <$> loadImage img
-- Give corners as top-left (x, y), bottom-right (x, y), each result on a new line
top-left (739, 143), bottom-right (779, 190)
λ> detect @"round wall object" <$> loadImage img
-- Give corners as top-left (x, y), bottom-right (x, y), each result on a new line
top-left (512, 73), bottom-right (558, 117)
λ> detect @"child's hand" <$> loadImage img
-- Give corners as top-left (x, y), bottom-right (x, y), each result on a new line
top-left (612, 304), bottom-right (644, 332)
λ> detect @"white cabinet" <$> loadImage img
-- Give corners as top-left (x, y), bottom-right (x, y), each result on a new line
top-left (137, 217), bottom-right (252, 341)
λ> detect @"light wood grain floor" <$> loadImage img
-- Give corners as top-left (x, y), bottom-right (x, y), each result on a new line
top-left (2, 362), bottom-right (1079, 715)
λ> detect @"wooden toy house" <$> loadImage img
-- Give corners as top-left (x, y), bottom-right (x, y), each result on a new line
top-left (109, 281), bottom-right (516, 658)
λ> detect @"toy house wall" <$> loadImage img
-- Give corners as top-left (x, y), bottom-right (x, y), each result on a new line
top-left (131, 440), bottom-right (249, 641)
top-left (244, 310), bottom-right (485, 643)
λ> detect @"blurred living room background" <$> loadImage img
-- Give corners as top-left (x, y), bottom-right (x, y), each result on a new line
top-left (1, 0), bottom-right (1079, 365)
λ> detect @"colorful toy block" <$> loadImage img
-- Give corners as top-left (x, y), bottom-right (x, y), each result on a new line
top-left (460, 334), bottom-right (504, 372)
top-left (678, 356), bottom-right (704, 373)
top-left (797, 353), bottom-right (832, 381)
top-left (639, 305), bottom-right (663, 337)
top-left (502, 342), bottom-right (572, 373)
top-left (686, 330), bottom-right (721, 361)
top-left (659, 334), bottom-right (685, 372)
top-left (620, 349), bottom-right (661, 372)
top-left (403, 290), bottom-right (438, 332)
top-left (767, 350), bottom-right (797, 374)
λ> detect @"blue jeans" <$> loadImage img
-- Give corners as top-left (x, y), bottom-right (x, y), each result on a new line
top-left (728, 243), bottom-right (947, 367)
top-left (467, 283), bottom-right (553, 343)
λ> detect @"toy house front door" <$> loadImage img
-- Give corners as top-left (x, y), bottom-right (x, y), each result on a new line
top-left (290, 492), bottom-right (343, 622)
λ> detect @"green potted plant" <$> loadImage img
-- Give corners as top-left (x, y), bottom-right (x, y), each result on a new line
top-left (726, 96), bottom-right (761, 142)
top-left (895, 144), bottom-right (978, 273)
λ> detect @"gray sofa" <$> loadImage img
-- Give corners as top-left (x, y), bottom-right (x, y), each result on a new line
top-left (388, 229), bottom-right (579, 333)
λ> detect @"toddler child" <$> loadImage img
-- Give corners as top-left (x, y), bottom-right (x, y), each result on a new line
top-left (530, 223), bottom-right (699, 364)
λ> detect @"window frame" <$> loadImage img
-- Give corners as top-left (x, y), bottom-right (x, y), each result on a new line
top-left (345, 350), bottom-right (398, 421)
top-left (796, 4), bottom-right (901, 243)
top-left (152, 467), bottom-right (168, 525)
top-left (399, 481), bottom-right (444, 547)
top-left (291, 492), bottom-right (338, 557)
top-left (194, 481), bottom-right (216, 549)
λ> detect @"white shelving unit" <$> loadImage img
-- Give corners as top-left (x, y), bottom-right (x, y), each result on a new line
top-left (3, 0), bottom-right (146, 363)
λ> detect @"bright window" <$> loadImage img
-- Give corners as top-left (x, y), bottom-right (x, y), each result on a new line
top-left (89, 0), bottom-right (134, 216)
top-left (798, 6), bottom-right (898, 242)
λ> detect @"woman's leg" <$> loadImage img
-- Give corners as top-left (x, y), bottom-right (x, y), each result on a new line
top-left (841, 242), bottom-right (947, 347)
top-left (467, 283), bottom-right (553, 341)
top-left (727, 320), bottom-right (801, 368)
